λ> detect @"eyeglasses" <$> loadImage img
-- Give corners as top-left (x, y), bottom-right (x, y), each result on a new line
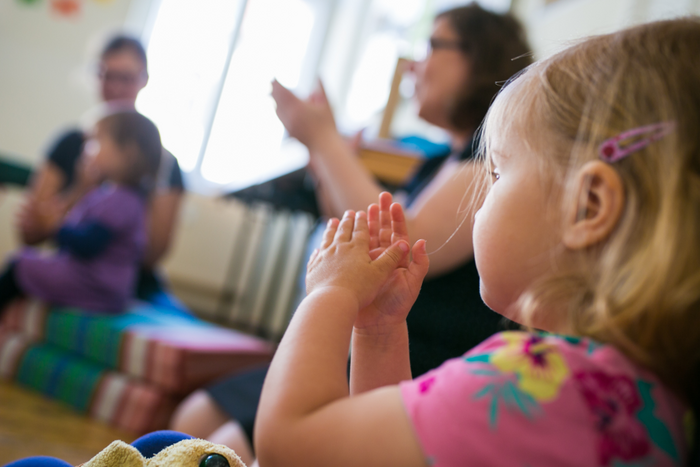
top-left (428, 37), bottom-right (463, 54)
top-left (97, 69), bottom-right (143, 85)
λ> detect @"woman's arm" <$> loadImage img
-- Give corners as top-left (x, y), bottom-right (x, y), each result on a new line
top-left (143, 189), bottom-right (183, 268)
top-left (272, 81), bottom-right (486, 278)
top-left (402, 160), bottom-right (485, 277)
top-left (317, 150), bottom-right (484, 278)
top-left (256, 212), bottom-right (426, 467)
top-left (272, 80), bottom-right (384, 216)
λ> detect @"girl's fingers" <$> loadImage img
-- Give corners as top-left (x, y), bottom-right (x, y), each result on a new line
top-left (321, 218), bottom-right (339, 248)
top-left (378, 192), bottom-right (393, 248)
top-left (408, 239), bottom-right (430, 280)
top-left (336, 210), bottom-right (356, 242)
top-left (353, 211), bottom-right (370, 246)
top-left (388, 201), bottom-right (409, 267)
top-left (368, 204), bottom-right (380, 250)
top-left (379, 191), bottom-right (393, 208)
top-left (390, 202), bottom-right (409, 241)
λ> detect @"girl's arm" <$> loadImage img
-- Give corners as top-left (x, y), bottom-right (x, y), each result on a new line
top-left (20, 159), bottom-right (101, 245)
top-left (271, 80), bottom-right (486, 278)
top-left (255, 211), bottom-right (427, 467)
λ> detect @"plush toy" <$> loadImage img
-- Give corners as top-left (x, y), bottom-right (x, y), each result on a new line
top-left (5, 431), bottom-right (246, 467)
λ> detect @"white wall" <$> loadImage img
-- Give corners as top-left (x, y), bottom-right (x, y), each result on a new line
top-left (3, 0), bottom-right (699, 166)
top-left (0, 0), bottom-right (152, 166)
top-left (513, 0), bottom-right (700, 59)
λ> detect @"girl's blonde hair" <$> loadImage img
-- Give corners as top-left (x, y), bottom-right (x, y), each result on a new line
top-left (482, 18), bottom-right (700, 407)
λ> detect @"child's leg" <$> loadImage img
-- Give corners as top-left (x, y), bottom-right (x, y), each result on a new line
top-left (170, 390), bottom-right (255, 465)
top-left (170, 389), bottom-right (231, 438)
top-left (0, 261), bottom-right (23, 312)
top-left (208, 420), bottom-right (255, 466)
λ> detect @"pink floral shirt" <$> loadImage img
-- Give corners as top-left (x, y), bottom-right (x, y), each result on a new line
top-left (400, 332), bottom-right (689, 466)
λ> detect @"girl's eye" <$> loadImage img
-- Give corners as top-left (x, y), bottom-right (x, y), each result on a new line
top-left (491, 171), bottom-right (500, 181)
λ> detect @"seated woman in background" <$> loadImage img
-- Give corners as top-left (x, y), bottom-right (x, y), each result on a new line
top-left (170, 4), bottom-right (532, 465)
top-left (0, 111), bottom-right (161, 314)
top-left (18, 35), bottom-right (185, 305)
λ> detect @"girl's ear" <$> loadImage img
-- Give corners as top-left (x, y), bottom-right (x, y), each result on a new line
top-left (562, 160), bottom-right (625, 250)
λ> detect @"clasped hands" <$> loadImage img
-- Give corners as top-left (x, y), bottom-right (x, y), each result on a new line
top-left (306, 192), bottom-right (429, 335)
top-left (17, 195), bottom-right (69, 244)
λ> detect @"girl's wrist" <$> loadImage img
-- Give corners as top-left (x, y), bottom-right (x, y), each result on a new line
top-left (305, 286), bottom-right (362, 314)
top-left (353, 320), bottom-right (408, 347)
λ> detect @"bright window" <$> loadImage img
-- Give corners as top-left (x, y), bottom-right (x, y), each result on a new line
top-left (201, 0), bottom-right (315, 187)
top-left (137, 0), bottom-right (324, 192)
top-left (137, 0), bottom-right (511, 193)
top-left (136, 0), bottom-right (244, 174)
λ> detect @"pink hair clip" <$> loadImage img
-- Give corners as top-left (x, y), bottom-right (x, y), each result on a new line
top-left (598, 121), bottom-right (676, 163)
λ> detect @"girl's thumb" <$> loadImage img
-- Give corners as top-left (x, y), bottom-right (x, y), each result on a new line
top-left (374, 241), bottom-right (410, 274)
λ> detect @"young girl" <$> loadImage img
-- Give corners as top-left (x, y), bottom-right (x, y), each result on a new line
top-left (255, 18), bottom-right (699, 467)
top-left (0, 111), bottom-right (161, 314)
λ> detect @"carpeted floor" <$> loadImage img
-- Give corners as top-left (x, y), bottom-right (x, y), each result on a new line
top-left (0, 381), bottom-right (135, 465)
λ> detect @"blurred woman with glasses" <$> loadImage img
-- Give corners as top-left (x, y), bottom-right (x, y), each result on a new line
top-left (17, 35), bottom-right (186, 307)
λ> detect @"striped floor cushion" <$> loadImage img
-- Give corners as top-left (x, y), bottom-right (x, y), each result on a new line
top-left (0, 299), bottom-right (275, 394)
top-left (0, 329), bottom-right (177, 433)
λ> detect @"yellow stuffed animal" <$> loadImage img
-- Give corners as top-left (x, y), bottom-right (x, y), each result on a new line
top-left (6, 431), bottom-right (246, 467)
top-left (78, 438), bottom-right (245, 467)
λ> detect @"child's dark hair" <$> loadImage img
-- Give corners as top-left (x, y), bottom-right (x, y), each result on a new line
top-left (99, 112), bottom-right (161, 195)
top-left (101, 35), bottom-right (148, 72)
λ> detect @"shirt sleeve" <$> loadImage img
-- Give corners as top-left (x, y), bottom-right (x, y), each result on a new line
top-left (57, 221), bottom-right (114, 259)
top-left (46, 129), bottom-right (84, 189)
top-left (168, 154), bottom-right (185, 191)
top-left (155, 149), bottom-right (185, 192)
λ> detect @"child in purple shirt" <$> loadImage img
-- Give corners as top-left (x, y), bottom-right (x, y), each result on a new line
top-left (0, 111), bottom-right (161, 313)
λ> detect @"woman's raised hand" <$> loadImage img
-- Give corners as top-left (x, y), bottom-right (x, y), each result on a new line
top-left (306, 209), bottom-right (411, 310)
top-left (271, 79), bottom-right (337, 150)
top-left (356, 193), bottom-right (429, 333)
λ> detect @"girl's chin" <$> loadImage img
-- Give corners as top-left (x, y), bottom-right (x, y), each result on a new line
top-left (481, 293), bottom-right (526, 326)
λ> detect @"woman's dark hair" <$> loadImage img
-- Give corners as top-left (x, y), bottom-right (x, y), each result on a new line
top-left (101, 35), bottom-right (148, 72)
top-left (436, 3), bottom-right (532, 131)
top-left (99, 112), bottom-right (161, 194)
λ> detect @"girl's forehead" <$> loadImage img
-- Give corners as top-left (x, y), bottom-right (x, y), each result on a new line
top-left (486, 75), bottom-right (540, 146)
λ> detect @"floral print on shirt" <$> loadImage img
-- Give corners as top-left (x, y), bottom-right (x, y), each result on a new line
top-left (456, 332), bottom-right (683, 466)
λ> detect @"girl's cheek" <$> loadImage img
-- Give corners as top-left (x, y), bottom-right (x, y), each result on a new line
top-left (472, 208), bottom-right (488, 256)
